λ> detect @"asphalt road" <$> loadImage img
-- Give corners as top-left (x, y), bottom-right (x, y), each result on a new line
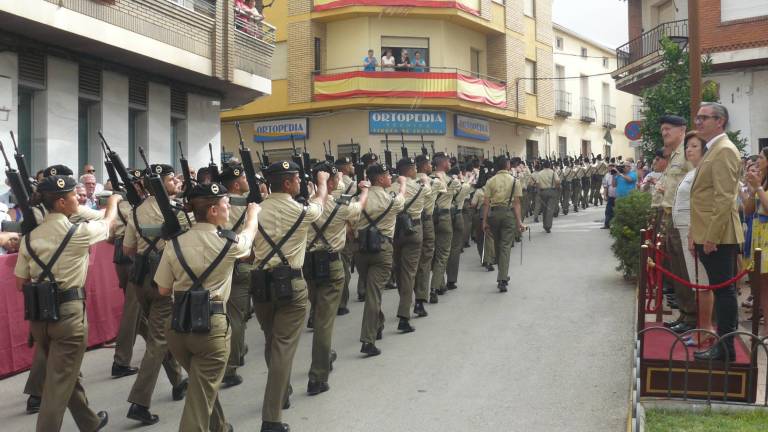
top-left (0, 205), bottom-right (636, 432)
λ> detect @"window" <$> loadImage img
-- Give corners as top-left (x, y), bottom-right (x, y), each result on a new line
top-left (337, 143), bottom-right (361, 160)
top-left (470, 48), bottom-right (481, 78)
top-left (722, 0), bottom-right (768, 21)
top-left (525, 60), bottom-right (537, 94)
top-left (526, 140), bottom-right (539, 159)
top-left (555, 37), bottom-right (564, 50)
top-left (581, 140), bottom-right (591, 156)
top-left (759, 138), bottom-right (768, 151)
top-left (381, 36), bottom-right (430, 72)
top-left (602, 57), bottom-right (609, 68)
top-left (458, 145), bottom-right (483, 159)
top-left (581, 47), bottom-right (588, 58)
top-left (78, 100), bottom-right (90, 173)
top-left (314, 37), bottom-right (321, 73)
top-left (558, 137), bottom-right (567, 158)
top-left (524, 0), bottom-right (535, 17)
top-left (17, 89), bottom-right (33, 165)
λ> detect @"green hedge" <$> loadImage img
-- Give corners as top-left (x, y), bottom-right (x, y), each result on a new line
top-left (609, 191), bottom-right (652, 279)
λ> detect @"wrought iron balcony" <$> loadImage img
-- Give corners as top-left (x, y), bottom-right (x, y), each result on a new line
top-left (580, 97), bottom-right (596, 123)
top-left (555, 90), bottom-right (572, 117)
top-left (602, 105), bottom-right (616, 129)
top-left (615, 19), bottom-right (688, 73)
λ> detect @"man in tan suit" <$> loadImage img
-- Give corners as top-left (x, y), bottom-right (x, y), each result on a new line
top-left (690, 102), bottom-right (744, 362)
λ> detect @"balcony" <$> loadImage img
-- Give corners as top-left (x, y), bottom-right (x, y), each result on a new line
top-left (555, 90), bottom-right (572, 117)
top-left (313, 0), bottom-right (481, 16)
top-left (580, 98), bottom-right (596, 123)
top-left (612, 19), bottom-right (688, 95)
top-left (313, 66), bottom-right (507, 109)
top-left (602, 105), bottom-right (616, 129)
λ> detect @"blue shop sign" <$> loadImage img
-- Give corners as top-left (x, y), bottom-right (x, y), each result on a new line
top-left (369, 111), bottom-right (447, 135)
top-left (253, 118), bottom-right (308, 142)
top-left (454, 114), bottom-right (490, 141)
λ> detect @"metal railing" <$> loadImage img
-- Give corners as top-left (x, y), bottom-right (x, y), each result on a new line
top-left (235, 16), bottom-right (276, 46)
top-left (580, 97), bottom-right (595, 123)
top-left (616, 19), bottom-right (688, 70)
top-left (555, 90), bottom-right (571, 117)
top-left (602, 105), bottom-right (616, 129)
top-left (166, 0), bottom-right (216, 18)
top-left (314, 65), bottom-right (507, 87)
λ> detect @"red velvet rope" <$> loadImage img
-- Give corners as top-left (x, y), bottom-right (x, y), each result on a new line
top-left (649, 260), bottom-right (749, 290)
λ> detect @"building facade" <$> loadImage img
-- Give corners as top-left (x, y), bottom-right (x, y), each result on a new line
top-left (614, 0), bottom-right (768, 154)
top-left (550, 24), bottom-right (636, 161)
top-left (0, 0), bottom-right (274, 182)
top-left (221, 0), bottom-right (557, 163)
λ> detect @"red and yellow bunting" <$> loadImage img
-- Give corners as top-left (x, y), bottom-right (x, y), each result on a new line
top-left (313, 0), bottom-right (480, 16)
top-left (314, 71), bottom-right (506, 108)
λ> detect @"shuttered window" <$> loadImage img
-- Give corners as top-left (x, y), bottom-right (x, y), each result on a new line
top-left (79, 65), bottom-right (101, 100)
top-left (171, 87), bottom-right (187, 118)
top-left (129, 76), bottom-right (148, 109)
top-left (18, 52), bottom-right (46, 89)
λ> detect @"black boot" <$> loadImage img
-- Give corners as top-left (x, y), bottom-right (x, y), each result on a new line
top-left (429, 291), bottom-right (439, 304)
top-left (361, 342), bottom-right (381, 357)
top-left (95, 411), bottom-right (109, 431)
top-left (398, 318), bottom-right (415, 333)
top-left (172, 378), bottom-right (188, 401)
top-left (261, 421), bottom-right (290, 432)
top-left (111, 362), bottom-right (138, 378)
top-left (221, 374), bottom-right (243, 389)
top-left (446, 282), bottom-right (457, 291)
top-left (498, 280), bottom-right (508, 293)
top-left (414, 301), bottom-right (428, 317)
top-left (127, 403), bottom-right (159, 425)
top-left (26, 395), bottom-right (41, 414)
top-left (307, 381), bottom-right (330, 396)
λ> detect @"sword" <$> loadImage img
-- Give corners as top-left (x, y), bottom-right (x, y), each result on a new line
top-left (481, 230), bottom-right (487, 265)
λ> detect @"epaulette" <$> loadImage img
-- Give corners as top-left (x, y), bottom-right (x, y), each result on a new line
top-left (218, 229), bottom-right (238, 243)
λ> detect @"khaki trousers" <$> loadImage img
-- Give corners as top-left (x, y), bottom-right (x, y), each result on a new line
top-left (488, 207), bottom-right (518, 282)
top-left (394, 224), bottom-right (423, 318)
top-left (581, 179), bottom-right (590, 208)
top-left (166, 314), bottom-right (230, 432)
top-left (357, 241), bottom-right (393, 343)
top-left (462, 209), bottom-right (472, 246)
top-left (415, 214), bottom-right (435, 302)
top-left (30, 301), bottom-right (101, 432)
top-left (128, 278), bottom-right (184, 408)
top-left (571, 180), bottom-right (581, 211)
top-left (446, 213), bottom-right (465, 284)
top-left (473, 210), bottom-right (496, 265)
top-left (561, 183), bottom-right (571, 214)
top-left (539, 189), bottom-right (558, 231)
top-left (430, 212), bottom-right (453, 291)
top-left (225, 264), bottom-right (252, 377)
top-left (307, 258), bottom-right (344, 383)
top-left (24, 343), bottom-right (46, 397)
top-left (114, 262), bottom-right (147, 367)
top-left (339, 240), bottom-right (355, 309)
top-left (253, 281), bottom-right (308, 422)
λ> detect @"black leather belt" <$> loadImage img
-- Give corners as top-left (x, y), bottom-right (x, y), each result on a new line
top-left (437, 209), bottom-right (451, 215)
top-left (490, 206), bottom-right (513, 211)
top-left (461, 209), bottom-right (471, 214)
top-left (211, 301), bottom-right (226, 315)
top-left (58, 287), bottom-right (86, 304)
top-left (412, 219), bottom-right (421, 226)
top-left (421, 212), bottom-right (433, 221)
top-left (266, 267), bottom-right (304, 278)
top-left (328, 251), bottom-right (340, 261)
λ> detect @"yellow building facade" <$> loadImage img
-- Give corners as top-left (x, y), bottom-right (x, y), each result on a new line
top-left (222, 0), bottom-right (555, 162)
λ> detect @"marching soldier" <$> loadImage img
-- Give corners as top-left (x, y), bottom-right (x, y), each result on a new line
top-left (571, 160), bottom-right (583, 212)
top-left (582, 158), bottom-right (594, 209)
top-left (537, 160), bottom-right (560, 233)
top-left (461, 162), bottom-right (478, 248)
top-left (430, 153), bottom-right (460, 297)
top-left (482, 157), bottom-right (525, 292)
top-left (560, 160), bottom-right (572, 216)
top-left (123, 164), bottom-right (188, 425)
top-left (305, 162), bottom-right (367, 395)
top-left (251, 161), bottom-right (328, 432)
top-left (356, 163), bottom-right (406, 356)
top-left (353, 152), bottom-right (380, 302)
top-left (414, 155), bottom-right (441, 310)
top-left (15, 175), bottom-right (119, 431)
top-left (519, 162), bottom-right (531, 220)
top-left (155, 183), bottom-right (260, 432)
top-left (333, 157), bottom-right (357, 315)
top-left (591, 155), bottom-right (607, 206)
top-left (530, 162), bottom-right (542, 222)
top-left (392, 157), bottom-right (425, 333)
top-left (446, 166), bottom-right (471, 291)
top-left (470, 182), bottom-right (495, 270)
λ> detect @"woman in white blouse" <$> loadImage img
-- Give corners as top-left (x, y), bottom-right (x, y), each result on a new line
top-left (672, 131), bottom-right (712, 345)
top-left (381, 49), bottom-right (396, 71)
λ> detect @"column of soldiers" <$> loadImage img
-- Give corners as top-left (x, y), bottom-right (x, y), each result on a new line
top-left (9, 135), bottom-right (611, 432)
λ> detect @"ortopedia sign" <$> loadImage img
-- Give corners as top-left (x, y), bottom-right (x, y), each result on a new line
top-left (369, 111), bottom-right (447, 135)
top-left (454, 114), bottom-right (490, 141)
top-left (253, 118), bottom-right (308, 142)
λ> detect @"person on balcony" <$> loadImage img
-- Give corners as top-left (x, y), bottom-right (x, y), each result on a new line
top-left (381, 49), bottom-right (396, 71)
top-left (412, 51), bottom-right (426, 72)
top-left (395, 49), bottom-right (411, 72)
top-left (363, 49), bottom-right (378, 72)
top-left (235, 0), bottom-right (263, 36)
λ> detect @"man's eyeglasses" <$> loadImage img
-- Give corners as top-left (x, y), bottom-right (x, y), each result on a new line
top-left (85, 169), bottom-right (95, 173)
top-left (695, 115), bottom-right (720, 123)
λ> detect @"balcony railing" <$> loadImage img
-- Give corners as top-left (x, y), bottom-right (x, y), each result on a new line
top-left (602, 105), bottom-right (616, 129)
top-left (166, 0), bottom-right (215, 18)
top-left (235, 16), bottom-right (277, 46)
top-left (313, 0), bottom-right (481, 16)
top-left (580, 97), bottom-right (596, 123)
top-left (555, 90), bottom-right (572, 117)
top-left (313, 66), bottom-right (508, 108)
top-left (616, 19), bottom-right (688, 71)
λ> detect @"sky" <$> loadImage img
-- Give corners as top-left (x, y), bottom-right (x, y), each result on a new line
top-left (552, 0), bottom-right (629, 49)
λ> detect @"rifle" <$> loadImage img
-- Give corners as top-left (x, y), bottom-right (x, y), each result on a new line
top-left (235, 121), bottom-right (263, 204)
top-left (351, 149), bottom-right (365, 181)
top-left (400, 132), bottom-right (408, 159)
top-left (0, 141), bottom-right (36, 234)
top-left (302, 138), bottom-right (311, 172)
top-left (9, 132), bottom-right (33, 196)
top-left (420, 135), bottom-right (428, 156)
top-left (100, 141), bottom-right (122, 193)
top-left (177, 141), bottom-right (193, 200)
top-left (99, 132), bottom-right (142, 207)
top-left (383, 134), bottom-right (393, 169)
top-left (208, 143), bottom-right (220, 183)
top-left (138, 147), bottom-right (183, 239)
top-left (323, 140), bottom-right (335, 163)
top-left (261, 141), bottom-right (270, 166)
top-left (290, 135), bottom-right (310, 201)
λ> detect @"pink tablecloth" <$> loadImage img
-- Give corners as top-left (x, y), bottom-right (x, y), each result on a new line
top-left (0, 242), bottom-right (124, 378)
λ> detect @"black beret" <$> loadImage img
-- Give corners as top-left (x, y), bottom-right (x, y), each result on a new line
top-left (654, 149), bottom-right (666, 158)
top-left (312, 161), bottom-right (338, 177)
top-left (334, 156), bottom-right (352, 166)
top-left (414, 154), bottom-right (430, 165)
top-left (366, 163), bottom-right (388, 179)
top-left (38, 175), bottom-right (76, 193)
top-left (361, 153), bottom-right (379, 165)
top-left (43, 164), bottom-right (73, 177)
top-left (148, 164), bottom-right (175, 177)
top-left (220, 164), bottom-right (245, 184)
top-left (264, 160), bottom-right (300, 176)
top-left (659, 115), bottom-right (686, 127)
top-left (188, 182), bottom-right (228, 200)
top-left (396, 157), bottom-right (415, 171)
top-left (432, 152), bottom-right (448, 161)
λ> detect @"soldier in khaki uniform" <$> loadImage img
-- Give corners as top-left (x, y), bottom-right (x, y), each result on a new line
top-left (123, 164), bottom-right (187, 425)
top-left (353, 153), bottom-right (380, 302)
top-left (482, 157), bottom-right (525, 291)
top-left (430, 153), bottom-right (460, 297)
top-left (446, 168), bottom-right (471, 290)
top-left (333, 157), bottom-right (358, 315)
top-left (252, 161), bottom-right (328, 432)
top-left (594, 156), bottom-right (609, 206)
top-left (471, 184), bottom-right (495, 270)
top-left (14, 175), bottom-right (118, 431)
top-left (571, 160), bottom-right (583, 212)
top-left (356, 163), bottom-right (406, 356)
top-left (155, 182), bottom-right (259, 432)
top-left (414, 155), bottom-right (441, 311)
top-left (219, 164), bottom-right (253, 388)
top-left (560, 161), bottom-right (573, 216)
top-left (306, 162), bottom-right (366, 395)
top-left (461, 162), bottom-right (478, 248)
top-left (534, 160), bottom-right (561, 233)
top-left (582, 159), bottom-right (593, 209)
top-left (392, 157), bottom-right (425, 332)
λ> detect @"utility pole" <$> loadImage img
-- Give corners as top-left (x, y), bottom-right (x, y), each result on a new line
top-left (689, 0), bottom-right (701, 122)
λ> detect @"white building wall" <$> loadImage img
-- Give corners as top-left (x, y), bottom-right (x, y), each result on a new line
top-left (0, 52), bottom-right (19, 189)
top-left (37, 56), bottom-right (78, 174)
top-left (146, 82), bottom-right (171, 165)
top-left (186, 93), bottom-right (221, 171)
top-left (750, 70), bottom-right (768, 153)
top-left (99, 71), bottom-right (130, 182)
top-left (710, 68), bottom-right (768, 155)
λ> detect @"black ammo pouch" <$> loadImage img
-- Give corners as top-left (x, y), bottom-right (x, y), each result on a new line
top-left (170, 235), bottom-right (233, 333)
top-left (23, 224), bottom-right (80, 322)
top-left (270, 264), bottom-right (296, 301)
top-left (129, 248), bottom-right (161, 284)
top-left (395, 213), bottom-right (416, 239)
top-left (304, 250), bottom-right (332, 282)
top-left (359, 198), bottom-right (394, 253)
top-left (112, 237), bottom-right (132, 265)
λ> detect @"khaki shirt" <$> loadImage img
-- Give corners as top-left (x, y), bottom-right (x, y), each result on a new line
top-left (485, 170), bottom-right (524, 207)
top-left (434, 173), bottom-right (461, 210)
top-left (225, 192), bottom-right (248, 233)
top-left (308, 195), bottom-right (362, 253)
top-left (394, 177), bottom-right (426, 220)
top-left (339, 174), bottom-right (358, 197)
top-left (418, 173), bottom-right (441, 215)
top-left (562, 166), bottom-right (573, 182)
top-left (124, 196), bottom-right (191, 254)
top-left (15, 213), bottom-right (110, 290)
top-left (651, 174), bottom-right (666, 208)
top-left (585, 164), bottom-right (595, 176)
top-left (574, 166), bottom-right (584, 179)
top-left (355, 186), bottom-right (405, 239)
top-left (33, 204), bottom-right (104, 225)
top-left (661, 144), bottom-right (691, 208)
top-left (469, 187), bottom-right (485, 208)
top-left (535, 168), bottom-right (560, 189)
top-left (253, 192), bottom-right (323, 270)
top-left (597, 161), bottom-right (609, 176)
top-left (453, 182), bottom-right (471, 210)
top-left (154, 223), bottom-right (252, 303)
top-left (113, 200), bottom-right (132, 238)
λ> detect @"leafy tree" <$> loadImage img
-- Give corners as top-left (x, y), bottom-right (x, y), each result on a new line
top-left (609, 190), bottom-right (652, 279)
